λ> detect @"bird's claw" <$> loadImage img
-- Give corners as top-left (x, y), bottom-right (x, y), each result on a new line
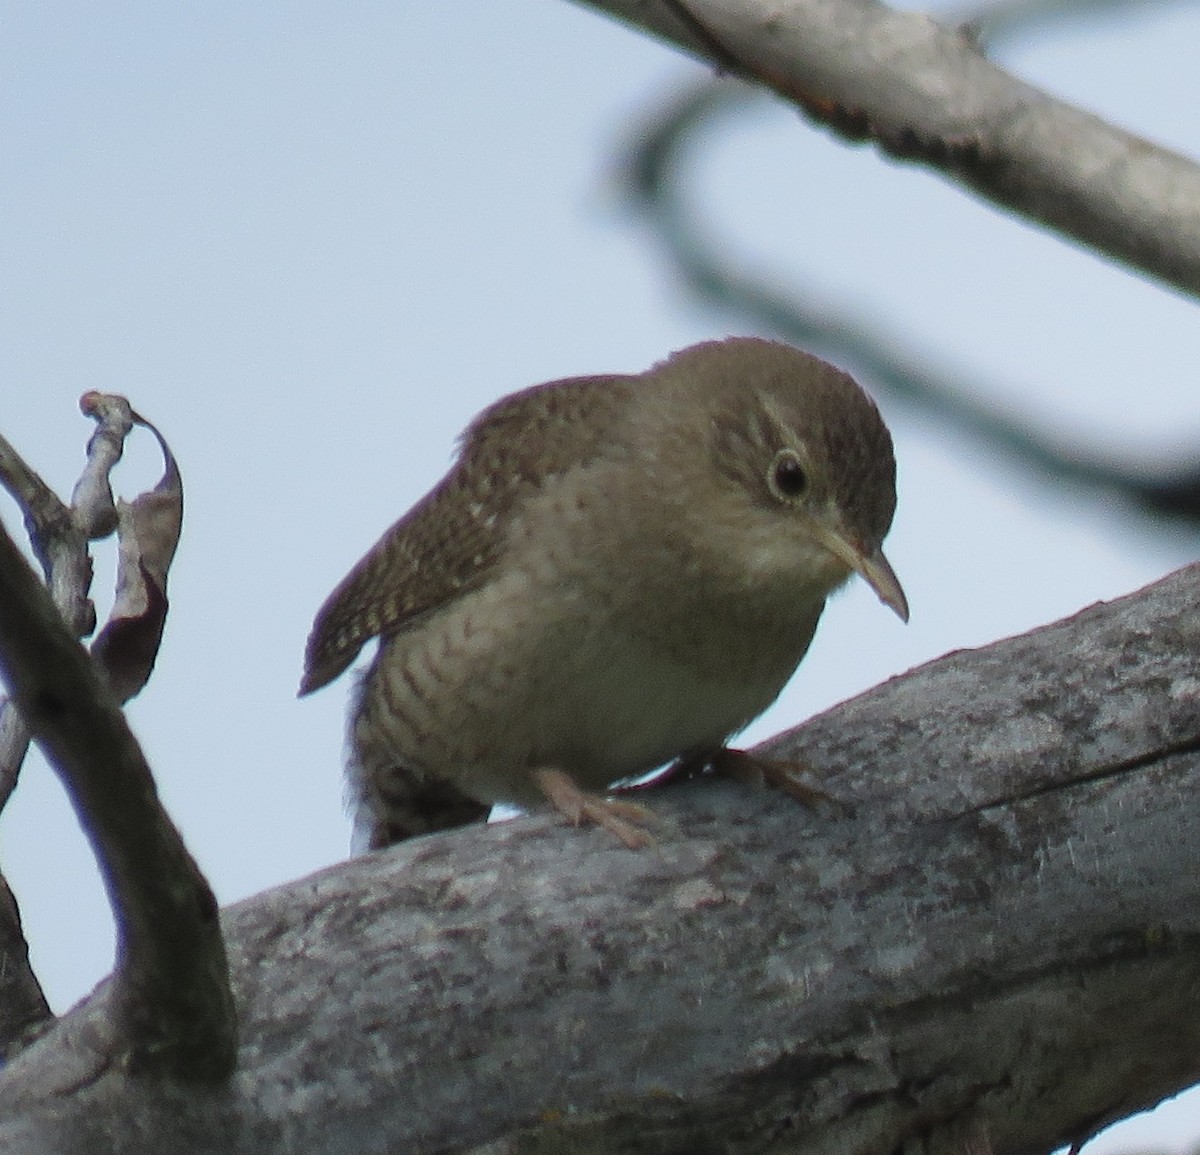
top-left (533, 768), bottom-right (657, 849)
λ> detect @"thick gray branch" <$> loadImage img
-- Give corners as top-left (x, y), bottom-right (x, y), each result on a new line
top-left (572, 0), bottom-right (1200, 301)
top-left (2, 564), bottom-right (1199, 1152)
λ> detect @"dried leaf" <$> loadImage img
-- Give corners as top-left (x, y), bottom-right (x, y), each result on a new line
top-left (91, 413), bottom-right (183, 703)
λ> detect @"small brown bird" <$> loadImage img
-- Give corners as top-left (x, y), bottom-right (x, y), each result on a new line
top-left (301, 338), bottom-right (907, 850)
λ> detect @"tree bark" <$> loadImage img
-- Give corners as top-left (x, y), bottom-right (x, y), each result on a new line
top-left (2, 565), bottom-right (1199, 1154)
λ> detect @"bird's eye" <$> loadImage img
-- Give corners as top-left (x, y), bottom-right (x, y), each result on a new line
top-left (770, 449), bottom-right (808, 500)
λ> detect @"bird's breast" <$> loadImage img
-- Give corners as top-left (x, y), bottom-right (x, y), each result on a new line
top-left (358, 555), bottom-right (823, 807)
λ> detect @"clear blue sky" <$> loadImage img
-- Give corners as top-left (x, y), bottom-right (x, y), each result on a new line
top-left (2, 3), bottom-right (1198, 1147)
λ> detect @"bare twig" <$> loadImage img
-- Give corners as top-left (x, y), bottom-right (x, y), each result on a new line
top-left (70, 392), bottom-right (135, 541)
top-left (1, 395), bottom-right (186, 810)
top-left (0, 394), bottom-right (148, 807)
top-left (0, 430), bottom-right (93, 641)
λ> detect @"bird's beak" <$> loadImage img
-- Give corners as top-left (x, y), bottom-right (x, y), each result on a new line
top-left (814, 526), bottom-right (909, 622)
top-left (853, 545), bottom-right (909, 623)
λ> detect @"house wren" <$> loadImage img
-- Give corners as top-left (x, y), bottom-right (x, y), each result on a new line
top-left (301, 338), bottom-right (907, 850)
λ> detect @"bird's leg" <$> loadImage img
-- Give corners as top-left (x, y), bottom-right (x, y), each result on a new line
top-left (657, 747), bottom-right (851, 816)
top-left (713, 748), bottom-right (851, 815)
top-left (532, 768), bottom-right (657, 849)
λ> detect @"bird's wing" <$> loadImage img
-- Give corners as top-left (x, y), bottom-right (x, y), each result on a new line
top-left (299, 373), bottom-right (633, 695)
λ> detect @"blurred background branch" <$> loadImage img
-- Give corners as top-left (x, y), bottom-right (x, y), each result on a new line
top-left (579, 0), bottom-right (1200, 298)
top-left (615, 75), bottom-right (1200, 525)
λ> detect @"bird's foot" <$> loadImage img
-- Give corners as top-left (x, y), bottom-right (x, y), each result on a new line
top-left (533, 768), bottom-right (657, 849)
top-left (669, 747), bottom-right (851, 817)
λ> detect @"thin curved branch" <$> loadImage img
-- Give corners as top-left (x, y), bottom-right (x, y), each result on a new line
top-left (0, 515), bottom-right (235, 1081)
top-left (574, 0), bottom-right (1200, 300)
top-left (1, 564), bottom-right (1198, 1152)
top-left (615, 77), bottom-right (1200, 523)
top-left (0, 430), bottom-right (94, 647)
top-left (69, 392), bottom-right (134, 541)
